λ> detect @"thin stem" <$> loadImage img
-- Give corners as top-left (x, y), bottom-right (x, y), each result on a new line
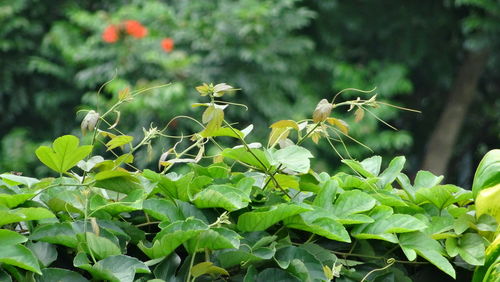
top-left (330, 251), bottom-right (429, 265)
top-left (223, 120), bottom-right (291, 199)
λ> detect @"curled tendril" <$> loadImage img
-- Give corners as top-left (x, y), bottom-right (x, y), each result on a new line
top-left (360, 258), bottom-right (396, 282)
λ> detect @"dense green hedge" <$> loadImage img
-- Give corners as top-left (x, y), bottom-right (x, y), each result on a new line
top-left (0, 83), bottom-right (498, 281)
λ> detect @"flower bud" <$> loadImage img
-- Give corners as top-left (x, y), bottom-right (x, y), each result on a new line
top-left (81, 110), bottom-right (100, 136)
top-left (312, 99), bottom-right (332, 123)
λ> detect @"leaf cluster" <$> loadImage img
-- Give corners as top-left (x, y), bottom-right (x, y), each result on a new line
top-left (0, 83), bottom-right (497, 281)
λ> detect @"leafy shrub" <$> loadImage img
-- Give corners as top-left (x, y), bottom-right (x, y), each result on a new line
top-left (0, 83), bottom-right (497, 281)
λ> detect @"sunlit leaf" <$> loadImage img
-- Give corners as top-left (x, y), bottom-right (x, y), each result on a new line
top-left (106, 135), bottom-right (134, 151)
top-left (35, 135), bottom-right (92, 173)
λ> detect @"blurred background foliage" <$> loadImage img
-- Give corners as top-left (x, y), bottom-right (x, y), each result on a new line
top-left (0, 0), bottom-right (498, 187)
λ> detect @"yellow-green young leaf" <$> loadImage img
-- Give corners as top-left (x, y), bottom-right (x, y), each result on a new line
top-left (195, 83), bottom-right (212, 96)
top-left (472, 149), bottom-right (500, 198)
top-left (476, 184), bottom-right (500, 223)
top-left (313, 99), bottom-right (333, 123)
top-left (323, 265), bottom-right (333, 280)
top-left (191, 262), bottom-right (229, 279)
top-left (268, 127), bottom-right (291, 148)
top-left (106, 135), bottom-right (134, 151)
top-left (202, 106), bottom-right (216, 124)
top-left (326, 118), bottom-right (349, 135)
top-left (35, 135), bottom-right (93, 173)
top-left (200, 108), bottom-right (224, 137)
top-left (354, 108), bottom-right (365, 122)
top-left (270, 120), bottom-right (300, 130)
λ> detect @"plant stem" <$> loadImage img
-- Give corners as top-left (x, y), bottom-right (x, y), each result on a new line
top-left (330, 250), bottom-right (429, 265)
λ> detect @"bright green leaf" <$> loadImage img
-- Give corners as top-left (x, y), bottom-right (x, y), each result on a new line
top-left (106, 135), bottom-right (134, 151)
top-left (35, 135), bottom-right (92, 173)
top-left (0, 207), bottom-right (55, 226)
top-left (271, 145), bottom-right (313, 174)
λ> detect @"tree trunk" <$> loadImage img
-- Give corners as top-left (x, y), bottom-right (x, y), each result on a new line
top-left (421, 49), bottom-right (490, 176)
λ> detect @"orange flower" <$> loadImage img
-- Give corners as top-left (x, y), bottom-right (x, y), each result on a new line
top-left (124, 20), bottom-right (148, 38)
top-left (161, 38), bottom-right (174, 52)
top-left (102, 25), bottom-right (119, 43)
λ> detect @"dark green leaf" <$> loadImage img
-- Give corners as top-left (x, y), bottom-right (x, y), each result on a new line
top-left (399, 232), bottom-right (455, 278)
top-left (139, 218), bottom-right (208, 259)
top-left (35, 268), bottom-right (89, 282)
top-left (237, 203), bottom-right (312, 231)
top-left (27, 241), bottom-right (57, 267)
top-left (0, 244), bottom-right (41, 274)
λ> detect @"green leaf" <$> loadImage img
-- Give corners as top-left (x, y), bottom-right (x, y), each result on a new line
top-left (193, 184), bottom-right (251, 211)
top-left (473, 149), bottom-right (500, 198)
top-left (200, 107), bottom-right (224, 137)
top-left (456, 233), bottom-right (485, 265)
top-left (351, 206), bottom-right (398, 243)
top-left (106, 135), bottom-right (134, 151)
top-left (237, 203), bottom-right (312, 231)
top-left (312, 179), bottom-right (338, 209)
top-left (476, 184), bottom-right (500, 223)
top-left (274, 246), bottom-right (327, 281)
top-left (75, 254), bottom-right (150, 282)
top-left (272, 145), bottom-right (313, 174)
top-left (284, 215), bottom-right (351, 242)
top-left (399, 232), bottom-right (455, 278)
top-left (94, 170), bottom-right (143, 195)
top-left (0, 207), bottom-right (55, 226)
top-left (415, 184), bottom-right (472, 209)
top-left (83, 232), bottom-right (121, 260)
top-left (143, 170), bottom-right (193, 201)
top-left (210, 127), bottom-right (244, 139)
top-left (0, 244), bottom-right (41, 274)
top-left (153, 253), bottom-right (181, 281)
top-left (27, 241), bottom-right (57, 267)
top-left (216, 245), bottom-right (276, 268)
top-left (35, 268), bottom-right (89, 282)
top-left (360, 156), bottom-right (382, 176)
top-left (341, 159), bottom-right (375, 178)
top-left (190, 262), bottom-right (229, 279)
top-left (414, 170), bottom-right (443, 190)
top-left (332, 190), bottom-right (376, 215)
top-left (222, 147), bottom-right (270, 170)
top-left (30, 222), bottom-right (78, 248)
top-left (0, 193), bottom-right (35, 208)
top-left (35, 135), bottom-right (92, 173)
top-left (0, 173), bottom-right (40, 188)
top-left (138, 218), bottom-right (208, 259)
top-left (377, 156), bottom-right (405, 188)
top-left (0, 229), bottom-right (27, 245)
top-left (186, 227), bottom-right (240, 253)
top-left (143, 198), bottom-right (181, 222)
top-left (255, 268), bottom-right (301, 281)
